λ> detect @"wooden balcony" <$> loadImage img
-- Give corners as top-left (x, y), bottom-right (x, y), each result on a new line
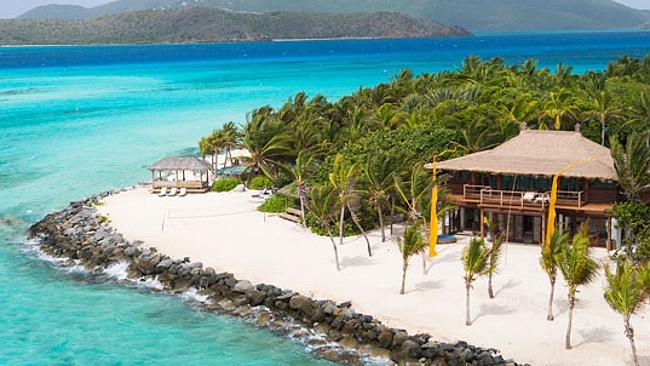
top-left (451, 185), bottom-right (588, 212)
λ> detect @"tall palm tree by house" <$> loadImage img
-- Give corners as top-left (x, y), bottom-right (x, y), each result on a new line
top-left (557, 226), bottom-right (599, 349)
top-left (329, 154), bottom-right (372, 257)
top-left (604, 260), bottom-right (648, 366)
top-left (363, 154), bottom-right (397, 242)
top-left (462, 238), bottom-right (489, 326)
top-left (397, 223), bottom-right (427, 295)
top-left (540, 231), bottom-right (569, 321)
top-left (308, 184), bottom-right (341, 271)
top-left (394, 164), bottom-right (431, 224)
top-left (583, 81), bottom-right (622, 146)
top-left (538, 90), bottom-right (578, 130)
top-left (610, 132), bottom-right (650, 202)
top-left (241, 132), bottom-right (291, 185)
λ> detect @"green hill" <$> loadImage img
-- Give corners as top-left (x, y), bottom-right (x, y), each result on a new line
top-left (1, 8), bottom-right (468, 46)
top-left (18, 0), bottom-right (650, 31)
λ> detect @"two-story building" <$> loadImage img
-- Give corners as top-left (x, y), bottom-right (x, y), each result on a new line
top-left (432, 128), bottom-right (622, 249)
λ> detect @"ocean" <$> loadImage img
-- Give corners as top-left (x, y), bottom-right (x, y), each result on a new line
top-left (1, 30), bottom-right (649, 365)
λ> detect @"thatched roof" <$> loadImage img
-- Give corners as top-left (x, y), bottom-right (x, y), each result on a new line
top-left (148, 156), bottom-right (212, 171)
top-left (428, 130), bottom-right (618, 181)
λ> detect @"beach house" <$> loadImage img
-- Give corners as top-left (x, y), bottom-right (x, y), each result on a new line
top-left (432, 128), bottom-right (622, 249)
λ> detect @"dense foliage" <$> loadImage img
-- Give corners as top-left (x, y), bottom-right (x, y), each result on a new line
top-left (0, 8), bottom-right (466, 46)
top-left (248, 176), bottom-right (274, 190)
top-left (211, 177), bottom-right (240, 192)
top-left (257, 194), bottom-right (290, 213)
top-left (613, 202), bottom-right (650, 263)
top-left (200, 56), bottom-right (650, 239)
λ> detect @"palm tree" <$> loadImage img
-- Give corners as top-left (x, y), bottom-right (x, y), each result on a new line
top-left (308, 184), bottom-right (341, 271)
top-left (610, 132), bottom-right (650, 202)
top-left (282, 151), bottom-right (315, 228)
top-left (583, 86), bottom-right (622, 146)
top-left (642, 262), bottom-right (650, 293)
top-left (219, 122), bottom-right (240, 169)
top-left (397, 223), bottom-right (427, 295)
top-left (462, 238), bottom-right (489, 326)
top-left (540, 230), bottom-right (569, 321)
top-left (557, 226), bottom-right (599, 349)
top-left (329, 154), bottom-right (372, 256)
top-left (363, 154), bottom-right (397, 242)
top-left (538, 90), bottom-right (578, 130)
top-left (394, 164), bottom-right (431, 224)
top-left (486, 233), bottom-right (504, 300)
top-left (604, 260), bottom-right (647, 366)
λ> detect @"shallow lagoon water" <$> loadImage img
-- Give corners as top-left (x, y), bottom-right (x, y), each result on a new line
top-left (0, 31), bottom-right (649, 365)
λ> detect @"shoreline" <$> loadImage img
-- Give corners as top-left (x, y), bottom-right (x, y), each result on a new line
top-left (27, 187), bottom-right (521, 366)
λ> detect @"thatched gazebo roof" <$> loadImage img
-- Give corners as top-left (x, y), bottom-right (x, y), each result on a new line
top-left (148, 156), bottom-right (212, 171)
top-left (427, 130), bottom-right (618, 181)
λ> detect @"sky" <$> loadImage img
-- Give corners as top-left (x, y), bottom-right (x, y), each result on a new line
top-left (0, 0), bottom-right (648, 19)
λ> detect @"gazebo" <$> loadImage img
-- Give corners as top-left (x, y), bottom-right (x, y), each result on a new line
top-left (148, 156), bottom-right (212, 193)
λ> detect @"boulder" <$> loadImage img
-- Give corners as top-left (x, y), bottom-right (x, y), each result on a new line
top-left (233, 280), bottom-right (254, 293)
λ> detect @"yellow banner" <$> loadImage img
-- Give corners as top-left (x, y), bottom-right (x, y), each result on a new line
top-left (545, 175), bottom-right (559, 253)
top-left (429, 160), bottom-right (438, 257)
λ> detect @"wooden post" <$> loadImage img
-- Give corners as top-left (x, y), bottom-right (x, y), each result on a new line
top-left (480, 209), bottom-right (485, 240)
top-left (540, 211), bottom-right (546, 246)
top-left (607, 217), bottom-right (612, 251)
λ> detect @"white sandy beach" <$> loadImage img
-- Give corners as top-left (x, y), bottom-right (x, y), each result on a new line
top-left (99, 188), bottom-right (649, 366)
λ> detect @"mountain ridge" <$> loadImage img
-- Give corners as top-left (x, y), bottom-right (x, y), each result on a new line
top-left (1, 7), bottom-right (469, 46)
top-left (18, 0), bottom-right (650, 31)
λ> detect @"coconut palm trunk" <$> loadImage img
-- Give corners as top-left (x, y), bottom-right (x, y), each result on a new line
top-left (547, 277), bottom-right (556, 321)
top-left (390, 196), bottom-right (395, 235)
top-left (465, 283), bottom-right (472, 326)
top-left (624, 317), bottom-right (640, 366)
top-left (488, 273), bottom-right (495, 299)
top-left (600, 116), bottom-right (606, 146)
top-left (339, 206), bottom-right (345, 245)
top-left (400, 257), bottom-right (408, 295)
top-left (347, 203), bottom-right (372, 257)
top-left (298, 184), bottom-right (307, 228)
top-left (565, 287), bottom-right (576, 349)
top-left (325, 229), bottom-right (341, 271)
top-left (377, 205), bottom-right (386, 242)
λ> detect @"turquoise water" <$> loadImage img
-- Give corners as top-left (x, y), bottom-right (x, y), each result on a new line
top-left (1, 31), bottom-right (649, 365)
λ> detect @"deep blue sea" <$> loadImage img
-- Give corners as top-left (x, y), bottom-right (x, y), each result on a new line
top-left (1, 31), bottom-right (649, 365)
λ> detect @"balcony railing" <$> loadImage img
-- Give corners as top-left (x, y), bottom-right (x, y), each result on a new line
top-left (459, 184), bottom-right (585, 209)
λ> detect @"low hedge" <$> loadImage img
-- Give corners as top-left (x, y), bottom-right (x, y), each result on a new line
top-left (211, 178), bottom-right (241, 192)
top-left (248, 176), bottom-right (273, 190)
top-left (257, 194), bottom-right (289, 213)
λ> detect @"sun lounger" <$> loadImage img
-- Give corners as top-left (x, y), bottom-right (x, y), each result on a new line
top-left (168, 187), bottom-right (178, 197)
top-left (179, 187), bottom-right (187, 197)
top-left (158, 187), bottom-right (168, 197)
top-left (523, 192), bottom-right (537, 201)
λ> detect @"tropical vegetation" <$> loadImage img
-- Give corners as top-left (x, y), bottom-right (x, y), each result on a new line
top-left (557, 226), bottom-right (599, 350)
top-left (461, 238), bottom-right (489, 326)
top-left (397, 223), bottom-right (428, 294)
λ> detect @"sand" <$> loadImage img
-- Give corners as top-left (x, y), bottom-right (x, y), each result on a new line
top-left (99, 187), bottom-right (650, 366)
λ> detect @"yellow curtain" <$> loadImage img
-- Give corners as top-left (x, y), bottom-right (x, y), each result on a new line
top-left (545, 175), bottom-right (559, 254)
top-left (429, 160), bottom-right (438, 257)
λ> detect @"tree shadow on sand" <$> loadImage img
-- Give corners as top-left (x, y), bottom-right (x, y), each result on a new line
top-left (574, 326), bottom-right (615, 348)
top-left (472, 303), bottom-right (516, 323)
top-left (339, 255), bottom-right (380, 269)
top-left (494, 279), bottom-right (521, 297)
top-left (410, 279), bottom-right (443, 293)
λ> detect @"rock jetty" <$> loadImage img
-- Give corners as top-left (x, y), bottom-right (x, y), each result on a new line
top-left (28, 190), bottom-right (526, 366)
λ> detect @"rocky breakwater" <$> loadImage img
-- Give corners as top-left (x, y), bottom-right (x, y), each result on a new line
top-left (28, 193), bottom-right (526, 366)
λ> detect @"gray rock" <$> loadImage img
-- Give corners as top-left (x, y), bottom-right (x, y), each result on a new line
top-left (156, 258), bottom-right (173, 271)
top-left (233, 280), bottom-right (254, 293)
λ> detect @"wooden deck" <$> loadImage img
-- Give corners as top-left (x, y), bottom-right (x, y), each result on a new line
top-left (448, 184), bottom-right (613, 216)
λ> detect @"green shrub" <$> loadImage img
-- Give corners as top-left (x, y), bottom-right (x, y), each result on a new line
top-left (257, 194), bottom-right (289, 213)
top-left (211, 177), bottom-right (240, 192)
top-left (248, 176), bottom-right (273, 190)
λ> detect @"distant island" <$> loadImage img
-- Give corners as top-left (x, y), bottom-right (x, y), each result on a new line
top-left (0, 8), bottom-right (469, 46)
top-left (18, 0), bottom-right (650, 31)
